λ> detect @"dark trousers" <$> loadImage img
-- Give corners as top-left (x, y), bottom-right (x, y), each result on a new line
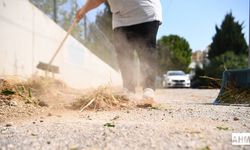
top-left (113, 21), bottom-right (160, 92)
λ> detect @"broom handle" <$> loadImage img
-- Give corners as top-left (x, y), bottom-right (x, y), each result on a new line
top-left (48, 18), bottom-right (78, 65)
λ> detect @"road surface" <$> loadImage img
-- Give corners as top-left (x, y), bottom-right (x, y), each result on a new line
top-left (0, 89), bottom-right (249, 150)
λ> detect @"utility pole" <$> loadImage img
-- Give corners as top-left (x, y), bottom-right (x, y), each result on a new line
top-left (53, 0), bottom-right (57, 23)
top-left (84, 16), bottom-right (87, 39)
top-left (249, 4), bottom-right (250, 68)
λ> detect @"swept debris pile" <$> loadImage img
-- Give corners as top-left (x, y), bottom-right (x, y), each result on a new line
top-left (218, 80), bottom-right (250, 104)
top-left (71, 86), bottom-right (134, 111)
top-left (1, 76), bottom-right (157, 121)
top-left (0, 77), bottom-right (70, 107)
top-left (0, 78), bottom-right (39, 106)
top-left (0, 76), bottom-right (80, 122)
top-left (201, 76), bottom-right (250, 104)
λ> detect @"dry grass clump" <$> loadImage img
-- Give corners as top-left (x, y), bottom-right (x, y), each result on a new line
top-left (71, 86), bottom-right (133, 111)
top-left (218, 80), bottom-right (250, 104)
top-left (0, 78), bottom-right (38, 105)
top-left (201, 76), bottom-right (250, 104)
top-left (0, 76), bottom-right (67, 106)
top-left (200, 76), bottom-right (222, 89)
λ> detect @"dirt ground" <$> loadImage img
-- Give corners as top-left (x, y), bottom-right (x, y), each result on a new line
top-left (0, 89), bottom-right (250, 150)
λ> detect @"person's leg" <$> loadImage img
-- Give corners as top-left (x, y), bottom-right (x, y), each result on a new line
top-left (141, 30), bottom-right (159, 89)
top-left (113, 28), bottom-right (136, 92)
top-left (127, 21), bottom-right (160, 90)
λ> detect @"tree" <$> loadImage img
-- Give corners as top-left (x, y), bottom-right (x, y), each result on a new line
top-left (207, 51), bottom-right (248, 78)
top-left (30, 0), bottom-right (86, 46)
top-left (31, 0), bottom-right (117, 69)
top-left (95, 3), bottom-right (113, 41)
top-left (157, 35), bottom-right (192, 74)
top-left (207, 12), bottom-right (248, 78)
top-left (192, 12), bottom-right (248, 88)
top-left (58, 0), bottom-right (85, 42)
top-left (209, 12), bottom-right (248, 59)
top-left (84, 3), bottom-right (118, 69)
top-left (29, 0), bottom-right (67, 22)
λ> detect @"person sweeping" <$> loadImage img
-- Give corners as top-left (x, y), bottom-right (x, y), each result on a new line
top-left (76, 0), bottom-right (162, 100)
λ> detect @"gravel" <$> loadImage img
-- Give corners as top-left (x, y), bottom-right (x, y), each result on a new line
top-left (0, 89), bottom-right (249, 150)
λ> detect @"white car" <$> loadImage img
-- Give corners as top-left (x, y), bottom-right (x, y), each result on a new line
top-left (162, 70), bottom-right (191, 88)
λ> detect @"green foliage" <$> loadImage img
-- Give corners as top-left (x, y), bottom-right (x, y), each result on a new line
top-left (84, 3), bottom-right (118, 70)
top-left (157, 35), bottom-right (192, 74)
top-left (95, 3), bottom-right (113, 41)
top-left (58, 0), bottom-right (85, 41)
top-left (206, 51), bottom-right (248, 78)
top-left (29, 0), bottom-right (67, 21)
top-left (192, 52), bottom-right (248, 88)
top-left (1, 89), bottom-right (16, 96)
top-left (216, 126), bottom-right (229, 131)
top-left (192, 12), bottom-right (248, 88)
top-left (30, 0), bottom-right (84, 41)
top-left (30, 1), bottom-right (117, 69)
top-left (104, 122), bottom-right (115, 127)
top-left (209, 12), bottom-right (248, 59)
top-left (191, 65), bottom-right (209, 88)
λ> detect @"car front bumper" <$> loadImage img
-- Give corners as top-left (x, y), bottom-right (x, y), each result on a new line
top-left (163, 80), bottom-right (191, 88)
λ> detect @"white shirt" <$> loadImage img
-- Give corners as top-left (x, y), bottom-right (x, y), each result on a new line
top-left (107, 0), bottom-right (162, 29)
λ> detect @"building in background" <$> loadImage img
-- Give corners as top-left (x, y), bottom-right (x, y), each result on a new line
top-left (188, 49), bottom-right (209, 79)
top-left (192, 50), bottom-right (206, 62)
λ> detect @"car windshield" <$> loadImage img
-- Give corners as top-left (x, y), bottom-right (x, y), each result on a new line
top-left (168, 72), bottom-right (185, 76)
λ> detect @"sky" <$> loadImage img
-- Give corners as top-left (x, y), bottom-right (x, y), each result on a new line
top-left (77, 0), bottom-right (249, 51)
top-left (159, 0), bottom-right (249, 51)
